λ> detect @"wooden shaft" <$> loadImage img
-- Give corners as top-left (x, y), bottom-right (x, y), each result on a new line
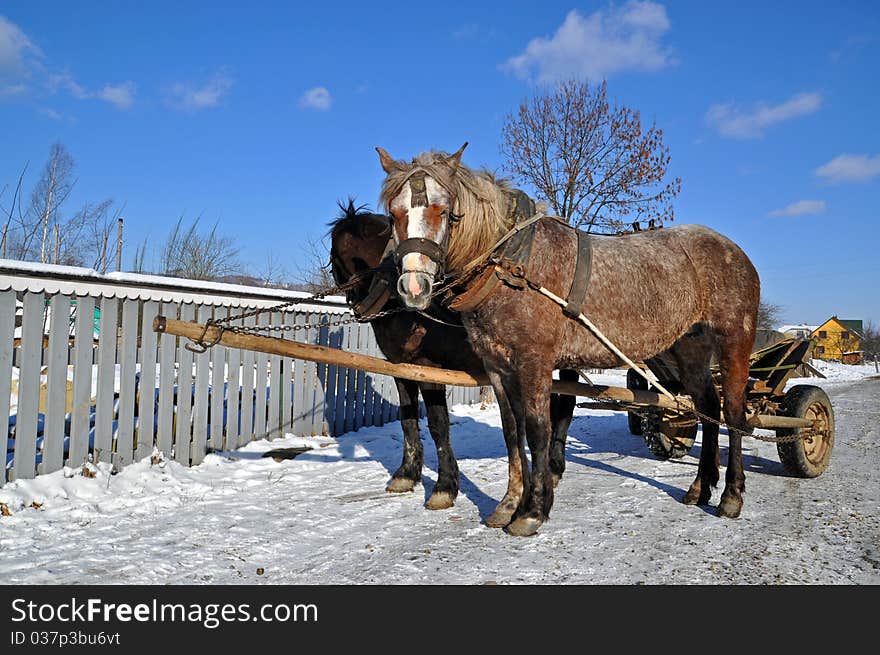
top-left (153, 316), bottom-right (692, 411)
top-left (154, 316), bottom-right (488, 387)
top-left (747, 414), bottom-right (814, 429)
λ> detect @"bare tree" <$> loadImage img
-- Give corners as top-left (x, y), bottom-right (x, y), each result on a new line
top-left (30, 143), bottom-right (77, 263)
top-left (1, 144), bottom-right (121, 268)
top-left (500, 79), bottom-right (681, 233)
top-left (861, 321), bottom-right (879, 359)
top-left (256, 250), bottom-right (292, 288)
top-left (756, 298), bottom-right (784, 331)
top-left (159, 214), bottom-right (241, 280)
top-left (83, 200), bottom-right (124, 273)
top-left (293, 234), bottom-right (335, 293)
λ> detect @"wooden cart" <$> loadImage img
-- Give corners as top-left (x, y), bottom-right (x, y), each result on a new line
top-left (625, 336), bottom-right (833, 478)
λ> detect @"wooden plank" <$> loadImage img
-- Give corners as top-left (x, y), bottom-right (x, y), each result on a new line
top-left (291, 312), bottom-right (307, 435)
top-left (224, 309), bottom-right (242, 451)
top-left (209, 307), bottom-right (226, 451)
top-left (0, 291), bottom-right (15, 481)
top-left (333, 325), bottom-right (348, 436)
top-left (303, 313), bottom-right (319, 436)
top-left (93, 296), bottom-right (118, 464)
top-left (190, 305), bottom-right (212, 464)
top-left (353, 323), bottom-right (366, 431)
top-left (68, 295), bottom-right (95, 468)
top-left (313, 315), bottom-right (329, 436)
top-left (252, 311), bottom-right (269, 440)
top-left (115, 299), bottom-right (139, 469)
top-left (267, 310), bottom-right (282, 440)
top-left (343, 323), bottom-right (357, 434)
top-left (12, 293), bottom-right (43, 480)
top-left (136, 301), bottom-right (159, 461)
top-left (40, 294), bottom-right (70, 475)
top-left (323, 319), bottom-right (339, 435)
top-left (280, 311), bottom-right (295, 436)
top-left (360, 333), bottom-right (372, 427)
top-left (238, 313), bottom-right (255, 445)
top-left (173, 303), bottom-right (195, 464)
top-left (156, 302), bottom-right (177, 458)
top-left (369, 331), bottom-right (383, 427)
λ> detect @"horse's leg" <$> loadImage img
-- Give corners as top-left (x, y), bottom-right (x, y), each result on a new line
top-left (549, 369), bottom-right (578, 487)
top-left (506, 364), bottom-right (555, 537)
top-left (716, 334), bottom-right (753, 518)
top-left (420, 383), bottom-right (459, 510)
top-left (386, 377), bottom-right (423, 493)
top-left (669, 333), bottom-right (721, 506)
top-left (485, 370), bottom-right (529, 528)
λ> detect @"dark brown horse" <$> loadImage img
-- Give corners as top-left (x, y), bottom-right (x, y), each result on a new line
top-left (377, 145), bottom-right (760, 536)
top-left (328, 201), bottom-right (578, 519)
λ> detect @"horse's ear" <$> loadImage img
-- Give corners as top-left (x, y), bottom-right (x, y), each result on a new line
top-left (446, 142), bottom-right (468, 170)
top-left (376, 147), bottom-right (401, 173)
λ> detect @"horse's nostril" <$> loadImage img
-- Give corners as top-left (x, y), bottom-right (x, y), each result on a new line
top-left (397, 272), bottom-right (433, 305)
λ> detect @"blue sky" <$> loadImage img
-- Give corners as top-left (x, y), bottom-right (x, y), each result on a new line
top-left (1, 1), bottom-right (878, 327)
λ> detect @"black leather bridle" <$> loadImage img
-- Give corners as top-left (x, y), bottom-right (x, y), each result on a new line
top-left (391, 171), bottom-right (460, 281)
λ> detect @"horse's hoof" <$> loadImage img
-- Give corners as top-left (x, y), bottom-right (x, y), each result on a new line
top-left (386, 477), bottom-right (416, 493)
top-left (485, 503), bottom-right (516, 528)
top-left (683, 483), bottom-right (711, 506)
top-left (425, 491), bottom-right (455, 510)
top-left (717, 494), bottom-right (743, 518)
top-left (504, 516), bottom-right (543, 537)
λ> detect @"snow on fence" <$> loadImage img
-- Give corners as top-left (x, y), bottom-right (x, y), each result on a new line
top-left (0, 260), bottom-right (481, 484)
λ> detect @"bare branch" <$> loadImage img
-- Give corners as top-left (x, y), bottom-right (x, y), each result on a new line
top-left (500, 79), bottom-right (681, 234)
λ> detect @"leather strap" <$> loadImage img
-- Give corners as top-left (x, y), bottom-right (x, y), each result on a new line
top-left (395, 237), bottom-right (445, 266)
top-left (563, 230), bottom-right (592, 318)
top-left (352, 274), bottom-right (392, 319)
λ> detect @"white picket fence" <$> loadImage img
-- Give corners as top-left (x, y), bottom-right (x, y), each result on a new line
top-left (0, 260), bottom-right (481, 484)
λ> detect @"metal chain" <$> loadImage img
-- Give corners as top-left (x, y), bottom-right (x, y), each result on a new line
top-left (225, 305), bottom-right (407, 335)
top-left (206, 264), bottom-right (405, 338)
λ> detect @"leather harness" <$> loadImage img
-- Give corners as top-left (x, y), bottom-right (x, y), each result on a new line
top-left (447, 211), bottom-right (593, 318)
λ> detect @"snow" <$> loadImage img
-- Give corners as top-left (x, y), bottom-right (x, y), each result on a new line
top-left (1, 362), bottom-right (877, 584)
top-left (0, 258), bottom-right (350, 312)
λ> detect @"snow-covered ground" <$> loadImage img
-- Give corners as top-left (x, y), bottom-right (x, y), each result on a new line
top-left (1, 363), bottom-right (877, 585)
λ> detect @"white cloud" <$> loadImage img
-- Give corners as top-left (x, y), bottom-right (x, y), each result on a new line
top-left (167, 72), bottom-right (233, 111)
top-left (1, 15), bottom-right (134, 111)
top-left (706, 92), bottom-right (822, 139)
top-left (298, 86), bottom-right (331, 111)
top-left (47, 73), bottom-right (135, 109)
top-left (0, 14), bottom-right (41, 76)
top-left (39, 107), bottom-right (62, 120)
top-left (501, 2), bottom-right (674, 82)
top-left (97, 81), bottom-right (136, 109)
top-left (814, 153), bottom-right (880, 183)
top-left (768, 200), bottom-right (826, 217)
top-left (47, 72), bottom-right (90, 99)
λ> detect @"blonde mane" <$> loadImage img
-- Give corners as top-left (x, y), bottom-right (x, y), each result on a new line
top-left (379, 151), bottom-right (516, 273)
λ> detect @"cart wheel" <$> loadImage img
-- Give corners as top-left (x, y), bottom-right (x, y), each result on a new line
top-left (641, 411), bottom-right (697, 460)
top-left (626, 368), bottom-right (646, 435)
top-left (776, 385), bottom-right (834, 478)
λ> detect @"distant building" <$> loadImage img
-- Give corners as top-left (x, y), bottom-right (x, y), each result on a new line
top-left (778, 323), bottom-right (818, 340)
top-left (811, 316), bottom-right (863, 363)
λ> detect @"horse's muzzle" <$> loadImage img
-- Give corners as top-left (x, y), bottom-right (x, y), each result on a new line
top-left (397, 271), bottom-right (433, 310)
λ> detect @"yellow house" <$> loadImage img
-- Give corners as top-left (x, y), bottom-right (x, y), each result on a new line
top-left (811, 316), bottom-right (863, 362)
